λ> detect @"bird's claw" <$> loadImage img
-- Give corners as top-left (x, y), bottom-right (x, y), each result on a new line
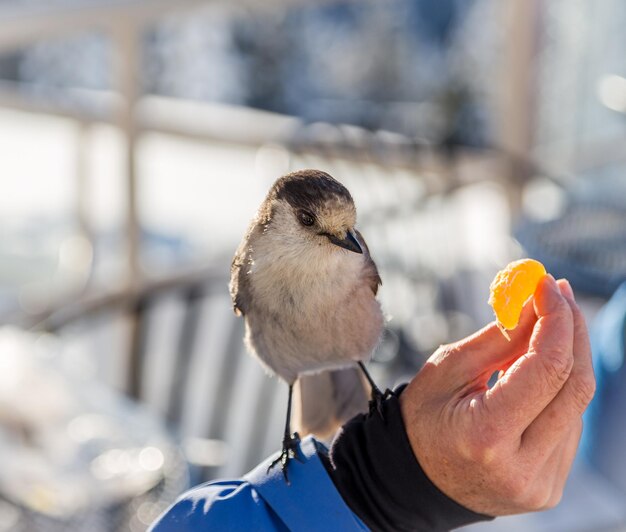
top-left (267, 432), bottom-right (303, 484)
top-left (369, 387), bottom-right (393, 420)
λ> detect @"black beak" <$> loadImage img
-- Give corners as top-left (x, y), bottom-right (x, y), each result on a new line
top-left (327, 231), bottom-right (363, 254)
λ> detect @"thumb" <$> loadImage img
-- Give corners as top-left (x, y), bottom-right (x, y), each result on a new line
top-left (445, 297), bottom-right (538, 384)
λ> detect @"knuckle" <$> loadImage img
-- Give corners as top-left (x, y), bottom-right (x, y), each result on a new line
top-left (466, 444), bottom-right (497, 465)
top-left (542, 490), bottom-right (563, 510)
top-left (539, 349), bottom-right (572, 392)
top-left (504, 476), bottom-right (549, 511)
top-left (428, 342), bottom-right (465, 372)
top-left (502, 475), bottom-right (530, 504)
top-left (434, 343), bottom-right (459, 362)
top-left (464, 425), bottom-right (502, 465)
top-left (570, 374), bottom-right (596, 411)
top-left (525, 487), bottom-right (552, 511)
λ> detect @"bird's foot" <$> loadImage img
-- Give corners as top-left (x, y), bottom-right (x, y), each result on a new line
top-left (267, 432), bottom-right (304, 484)
top-left (369, 387), bottom-right (393, 420)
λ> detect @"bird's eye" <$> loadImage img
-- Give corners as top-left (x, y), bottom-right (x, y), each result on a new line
top-left (297, 211), bottom-right (315, 227)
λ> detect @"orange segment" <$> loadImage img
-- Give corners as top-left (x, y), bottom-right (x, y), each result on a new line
top-left (488, 259), bottom-right (547, 339)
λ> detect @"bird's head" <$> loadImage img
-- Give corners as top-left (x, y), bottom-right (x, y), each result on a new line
top-left (261, 169), bottom-right (363, 255)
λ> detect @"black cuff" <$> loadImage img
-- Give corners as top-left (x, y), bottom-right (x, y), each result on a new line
top-left (320, 385), bottom-right (493, 531)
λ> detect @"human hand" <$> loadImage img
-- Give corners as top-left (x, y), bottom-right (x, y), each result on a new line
top-left (400, 275), bottom-right (595, 516)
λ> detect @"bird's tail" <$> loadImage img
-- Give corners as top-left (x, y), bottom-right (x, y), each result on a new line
top-left (292, 366), bottom-right (370, 442)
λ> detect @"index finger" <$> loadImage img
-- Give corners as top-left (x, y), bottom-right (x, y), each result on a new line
top-left (482, 275), bottom-right (574, 436)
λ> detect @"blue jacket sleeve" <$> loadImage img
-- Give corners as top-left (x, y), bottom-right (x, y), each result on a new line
top-left (149, 480), bottom-right (288, 532)
top-left (149, 436), bottom-right (368, 531)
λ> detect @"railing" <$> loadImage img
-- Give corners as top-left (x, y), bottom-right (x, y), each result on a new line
top-left (0, 0), bottom-right (551, 290)
top-left (0, 0), bottom-right (346, 289)
top-left (0, 0), bottom-right (533, 484)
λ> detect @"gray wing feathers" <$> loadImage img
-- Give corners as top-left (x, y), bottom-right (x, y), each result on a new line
top-left (229, 251), bottom-right (249, 316)
top-left (229, 221), bottom-right (262, 316)
top-left (292, 367), bottom-right (369, 440)
top-left (355, 229), bottom-right (382, 295)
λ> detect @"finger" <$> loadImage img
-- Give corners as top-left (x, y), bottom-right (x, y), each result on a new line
top-left (520, 419), bottom-right (582, 510)
top-left (444, 298), bottom-right (538, 383)
top-left (521, 280), bottom-right (595, 453)
top-left (482, 275), bottom-right (574, 434)
top-left (542, 419), bottom-right (583, 509)
top-left (518, 423), bottom-right (574, 510)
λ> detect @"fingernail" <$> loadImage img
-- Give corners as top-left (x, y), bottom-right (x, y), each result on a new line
top-left (559, 279), bottom-right (575, 300)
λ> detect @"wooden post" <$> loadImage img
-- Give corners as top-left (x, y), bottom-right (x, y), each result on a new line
top-left (112, 20), bottom-right (141, 289)
top-left (112, 20), bottom-right (143, 395)
top-left (496, 0), bottom-right (540, 221)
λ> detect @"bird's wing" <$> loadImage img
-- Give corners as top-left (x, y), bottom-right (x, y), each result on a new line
top-left (229, 222), bottom-right (261, 316)
top-left (355, 229), bottom-right (382, 296)
top-left (229, 256), bottom-right (248, 316)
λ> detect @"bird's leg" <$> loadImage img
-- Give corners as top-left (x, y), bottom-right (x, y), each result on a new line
top-left (358, 361), bottom-right (391, 419)
top-left (267, 383), bottom-right (303, 484)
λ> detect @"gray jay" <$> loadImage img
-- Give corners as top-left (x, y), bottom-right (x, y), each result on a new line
top-left (229, 169), bottom-right (386, 480)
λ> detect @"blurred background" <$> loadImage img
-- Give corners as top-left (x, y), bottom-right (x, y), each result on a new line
top-left (0, 0), bottom-right (625, 530)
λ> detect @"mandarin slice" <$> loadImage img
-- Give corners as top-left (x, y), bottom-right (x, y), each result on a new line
top-left (488, 258), bottom-right (547, 339)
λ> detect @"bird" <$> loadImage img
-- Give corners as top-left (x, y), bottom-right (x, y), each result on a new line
top-left (229, 169), bottom-right (386, 480)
